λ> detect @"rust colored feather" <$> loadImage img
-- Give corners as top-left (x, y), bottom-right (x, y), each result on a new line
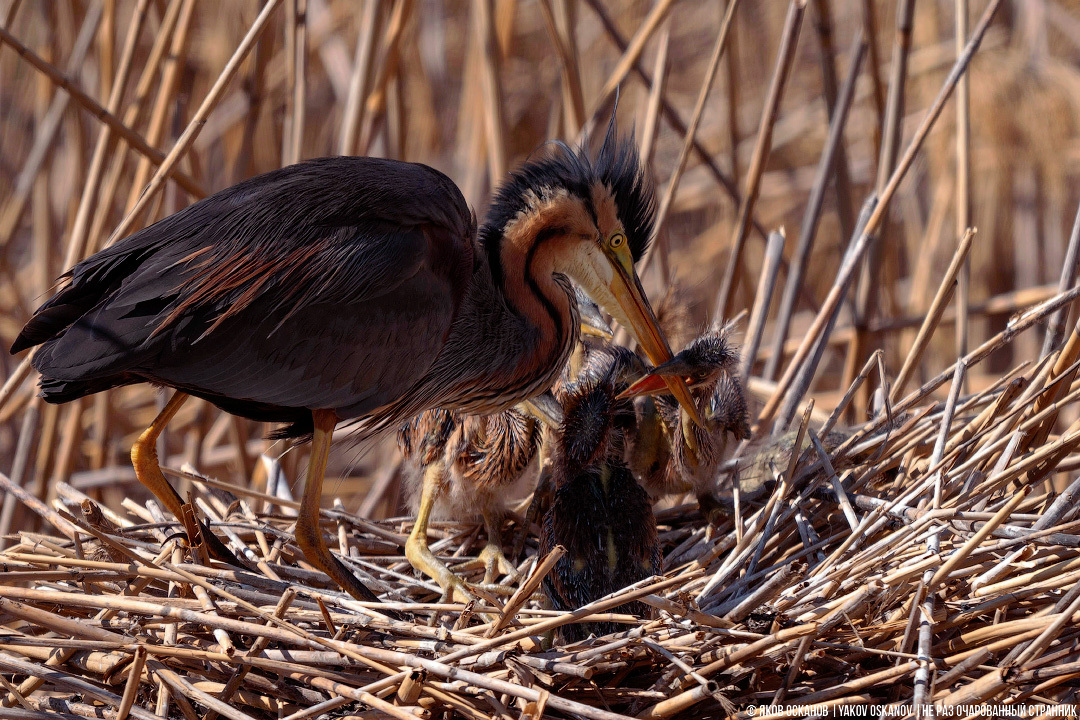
top-left (155, 242), bottom-right (326, 340)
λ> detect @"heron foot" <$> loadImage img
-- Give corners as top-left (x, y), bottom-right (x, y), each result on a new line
top-left (405, 534), bottom-right (478, 603)
top-left (296, 521), bottom-right (382, 604)
top-left (478, 541), bottom-right (519, 585)
top-left (195, 518), bottom-right (247, 568)
top-left (438, 573), bottom-right (479, 605)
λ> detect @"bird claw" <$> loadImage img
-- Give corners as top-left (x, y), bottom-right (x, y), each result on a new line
top-left (435, 570), bottom-right (480, 604)
top-left (479, 541), bottom-right (519, 585)
top-left (406, 534), bottom-right (480, 604)
top-left (199, 520), bottom-right (250, 568)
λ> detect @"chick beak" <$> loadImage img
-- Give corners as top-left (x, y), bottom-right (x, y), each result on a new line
top-left (576, 291), bottom-right (614, 339)
top-left (519, 390), bottom-right (565, 429)
top-left (607, 264), bottom-right (702, 425)
top-left (619, 356), bottom-right (698, 399)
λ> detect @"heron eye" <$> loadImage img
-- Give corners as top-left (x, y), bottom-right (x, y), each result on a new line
top-left (609, 233), bottom-right (626, 249)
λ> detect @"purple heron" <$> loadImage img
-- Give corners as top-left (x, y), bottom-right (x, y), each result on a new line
top-left (11, 123), bottom-right (696, 606)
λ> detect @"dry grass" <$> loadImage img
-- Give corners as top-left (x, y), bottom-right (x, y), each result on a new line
top-left (2, 1), bottom-right (1080, 717)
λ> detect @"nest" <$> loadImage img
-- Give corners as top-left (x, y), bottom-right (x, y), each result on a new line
top-left (2, 1), bottom-right (1080, 718)
top-left (1, 364), bottom-right (1079, 720)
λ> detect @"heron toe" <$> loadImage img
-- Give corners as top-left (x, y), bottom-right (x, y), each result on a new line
top-left (478, 541), bottom-right (519, 585)
top-left (405, 533), bottom-right (478, 604)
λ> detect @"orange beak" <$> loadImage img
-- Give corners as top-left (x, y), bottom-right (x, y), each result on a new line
top-left (621, 372), bottom-right (694, 398)
top-left (607, 263), bottom-right (702, 425)
top-left (620, 352), bottom-right (705, 399)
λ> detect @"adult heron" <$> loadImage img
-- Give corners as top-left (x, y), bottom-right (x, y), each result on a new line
top-left (11, 122), bottom-right (696, 605)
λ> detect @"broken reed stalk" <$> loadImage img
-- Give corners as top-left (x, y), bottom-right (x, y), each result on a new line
top-left (808, 0), bottom-right (856, 240)
top-left (0, 4), bottom-right (102, 249)
top-left (0, 20), bottom-right (203, 199)
top-left (640, 0), bottom-right (737, 273)
top-left (538, 0), bottom-right (584, 137)
top-left (1041, 201), bottom-right (1080, 356)
top-left (637, 20), bottom-right (670, 170)
top-left (762, 30), bottom-right (865, 382)
top-left (355, 0), bottom-right (412, 157)
top-left (105, 0), bottom-right (283, 247)
top-left (891, 228), bottom-right (977, 402)
top-left (338, 0), bottom-right (380, 156)
top-left (474, 0), bottom-right (506, 182)
top-left (846, 0), bottom-right (915, 398)
top-left (774, 196), bottom-right (877, 434)
top-left (586, 0), bottom-right (678, 134)
top-left (757, 0), bottom-right (1006, 434)
top-left (954, 0), bottom-right (972, 367)
top-left (740, 229), bottom-right (785, 381)
top-left (285, 0), bottom-right (308, 166)
top-left (123, 0), bottom-right (198, 214)
top-left (61, 0), bottom-right (149, 270)
top-left (581, 0), bottom-right (756, 233)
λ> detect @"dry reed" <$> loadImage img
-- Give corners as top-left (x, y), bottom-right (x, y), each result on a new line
top-left (2, 1), bottom-right (1080, 717)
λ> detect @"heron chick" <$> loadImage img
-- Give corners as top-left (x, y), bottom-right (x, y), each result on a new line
top-left (625, 326), bottom-right (751, 523)
top-left (398, 407), bottom-right (541, 601)
top-left (541, 346), bottom-right (661, 643)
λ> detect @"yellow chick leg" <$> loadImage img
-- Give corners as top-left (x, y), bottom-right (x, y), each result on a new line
top-left (479, 507), bottom-right (519, 585)
top-left (405, 462), bottom-right (476, 603)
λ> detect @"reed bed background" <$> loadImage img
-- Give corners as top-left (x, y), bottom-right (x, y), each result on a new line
top-left (2, 0), bottom-right (1080, 718)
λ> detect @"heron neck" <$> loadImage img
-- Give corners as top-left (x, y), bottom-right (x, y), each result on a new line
top-left (498, 232), bottom-right (575, 352)
top-left (421, 241), bottom-right (577, 417)
top-left (486, 228), bottom-right (578, 403)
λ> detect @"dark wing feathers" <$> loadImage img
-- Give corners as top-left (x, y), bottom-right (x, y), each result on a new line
top-left (15, 157), bottom-right (475, 423)
top-left (160, 221), bottom-right (432, 341)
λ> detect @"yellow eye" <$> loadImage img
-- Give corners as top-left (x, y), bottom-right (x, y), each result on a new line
top-left (609, 233), bottom-right (626, 249)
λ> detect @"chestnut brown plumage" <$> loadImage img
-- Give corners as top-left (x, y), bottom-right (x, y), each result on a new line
top-left (398, 295), bottom-right (604, 601)
top-left (10, 118), bottom-right (698, 605)
top-left (540, 346), bottom-right (661, 643)
top-left (398, 406), bottom-right (541, 600)
top-left (625, 326), bottom-right (751, 523)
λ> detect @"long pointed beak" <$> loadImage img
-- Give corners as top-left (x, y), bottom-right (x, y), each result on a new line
top-left (608, 265), bottom-right (702, 425)
top-left (619, 356), bottom-right (699, 398)
top-left (620, 372), bottom-right (671, 398)
top-left (621, 371), bottom-right (693, 399)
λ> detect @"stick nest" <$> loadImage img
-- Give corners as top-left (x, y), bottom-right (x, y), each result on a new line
top-left (1, 398), bottom-right (1079, 720)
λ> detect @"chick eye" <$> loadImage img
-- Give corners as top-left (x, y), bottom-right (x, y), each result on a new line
top-left (609, 233), bottom-right (626, 249)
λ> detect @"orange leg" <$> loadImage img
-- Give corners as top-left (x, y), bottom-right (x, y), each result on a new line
top-left (130, 391), bottom-right (239, 564)
top-left (295, 410), bottom-right (381, 603)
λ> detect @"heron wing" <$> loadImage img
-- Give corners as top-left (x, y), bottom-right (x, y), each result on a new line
top-left (22, 156), bottom-right (476, 416)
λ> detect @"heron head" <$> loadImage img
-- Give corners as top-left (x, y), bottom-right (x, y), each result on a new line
top-left (480, 120), bottom-right (700, 423)
top-left (622, 326), bottom-right (751, 441)
top-left (557, 346), bottom-right (639, 468)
